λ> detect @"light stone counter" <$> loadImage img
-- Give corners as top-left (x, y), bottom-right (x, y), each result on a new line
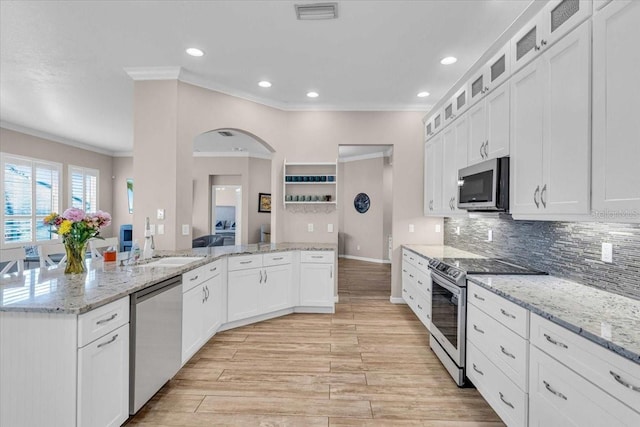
top-left (402, 244), bottom-right (486, 260)
top-left (0, 243), bottom-right (336, 314)
top-left (467, 274), bottom-right (640, 365)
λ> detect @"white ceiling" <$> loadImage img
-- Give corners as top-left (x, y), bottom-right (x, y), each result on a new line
top-left (0, 1), bottom-right (532, 155)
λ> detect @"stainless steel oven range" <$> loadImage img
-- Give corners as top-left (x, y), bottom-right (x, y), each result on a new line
top-left (428, 257), bottom-right (545, 387)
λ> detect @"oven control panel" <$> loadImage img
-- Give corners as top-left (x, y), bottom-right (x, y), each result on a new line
top-left (428, 258), bottom-right (465, 286)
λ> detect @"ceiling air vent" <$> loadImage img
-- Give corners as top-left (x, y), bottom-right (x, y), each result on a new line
top-left (218, 131), bottom-right (233, 137)
top-left (295, 3), bottom-right (338, 20)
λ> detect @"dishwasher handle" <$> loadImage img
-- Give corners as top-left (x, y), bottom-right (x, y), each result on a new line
top-left (132, 275), bottom-right (182, 303)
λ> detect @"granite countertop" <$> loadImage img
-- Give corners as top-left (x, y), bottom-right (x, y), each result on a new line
top-left (402, 244), bottom-right (486, 260)
top-left (467, 274), bottom-right (640, 365)
top-left (0, 243), bottom-right (336, 314)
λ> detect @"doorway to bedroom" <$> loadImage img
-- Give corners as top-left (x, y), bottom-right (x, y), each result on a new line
top-left (212, 183), bottom-right (242, 246)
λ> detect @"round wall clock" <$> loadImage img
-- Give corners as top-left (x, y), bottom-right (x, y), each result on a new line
top-left (353, 193), bottom-right (370, 213)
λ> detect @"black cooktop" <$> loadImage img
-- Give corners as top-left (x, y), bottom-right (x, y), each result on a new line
top-left (438, 258), bottom-right (546, 275)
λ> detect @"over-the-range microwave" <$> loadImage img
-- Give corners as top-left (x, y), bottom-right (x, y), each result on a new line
top-left (457, 157), bottom-right (509, 211)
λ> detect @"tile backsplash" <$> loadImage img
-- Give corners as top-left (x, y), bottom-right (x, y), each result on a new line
top-left (444, 217), bottom-right (640, 300)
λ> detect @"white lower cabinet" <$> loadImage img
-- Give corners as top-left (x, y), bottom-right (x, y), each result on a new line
top-left (300, 263), bottom-right (334, 307)
top-left (228, 267), bottom-right (262, 322)
top-left (262, 263), bottom-right (292, 313)
top-left (77, 323), bottom-right (129, 427)
top-left (529, 345), bottom-right (640, 426)
top-left (402, 251), bottom-right (431, 329)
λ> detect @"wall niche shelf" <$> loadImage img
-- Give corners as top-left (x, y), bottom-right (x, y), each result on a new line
top-left (283, 159), bottom-right (338, 210)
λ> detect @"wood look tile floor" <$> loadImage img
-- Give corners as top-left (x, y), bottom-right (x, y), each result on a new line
top-left (127, 258), bottom-right (503, 427)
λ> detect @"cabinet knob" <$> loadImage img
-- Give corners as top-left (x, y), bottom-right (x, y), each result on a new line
top-left (541, 39), bottom-right (547, 47)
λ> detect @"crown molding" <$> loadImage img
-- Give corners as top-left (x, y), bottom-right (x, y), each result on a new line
top-left (124, 66), bottom-right (182, 81)
top-left (112, 151), bottom-right (133, 157)
top-left (1, 121), bottom-right (116, 157)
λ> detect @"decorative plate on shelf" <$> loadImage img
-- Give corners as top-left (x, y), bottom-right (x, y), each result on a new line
top-left (353, 193), bottom-right (370, 213)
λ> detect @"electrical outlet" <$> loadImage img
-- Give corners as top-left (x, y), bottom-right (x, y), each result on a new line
top-left (157, 208), bottom-right (165, 220)
top-left (327, 223), bottom-right (334, 233)
top-left (182, 224), bottom-right (189, 235)
top-left (308, 223), bottom-right (314, 232)
top-left (157, 224), bottom-right (165, 235)
top-left (409, 224), bottom-right (415, 233)
top-left (487, 229), bottom-right (493, 242)
top-left (435, 224), bottom-right (441, 233)
top-left (455, 226), bottom-right (461, 235)
top-left (601, 242), bottom-right (613, 263)
top-left (357, 245), bottom-right (361, 251)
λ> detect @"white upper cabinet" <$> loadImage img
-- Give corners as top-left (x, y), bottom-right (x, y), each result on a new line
top-left (424, 135), bottom-right (444, 215)
top-left (592, 0), bottom-right (640, 217)
top-left (468, 83), bottom-right (510, 166)
top-left (511, 20), bottom-right (591, 217)
top-left (512, 0), bottom-right (592, 73)
top-left (469, 43), bottom-right (512, 107)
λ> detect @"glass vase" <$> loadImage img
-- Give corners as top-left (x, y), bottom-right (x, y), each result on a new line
top-left (64, 240), bottom-right (88, 274)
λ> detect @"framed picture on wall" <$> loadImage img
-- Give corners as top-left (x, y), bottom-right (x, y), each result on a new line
top-left (127, 178), bottom-right (134, 214)
top-left (258, 193), bottom-right (271, 213)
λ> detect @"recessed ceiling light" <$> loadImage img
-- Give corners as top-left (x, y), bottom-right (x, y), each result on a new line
top-left (440, 56), bottom-right (457, 65)
top-left (258, 80), bottom-right (272, 88)
top-left (186, 48), bottom-right (204, 57)
top-left (307, 91), bottom-right (319, 98)
top-left (295, 3), bottom-right (338, 20)
top-left (417, 91), bottom-right (430, 98)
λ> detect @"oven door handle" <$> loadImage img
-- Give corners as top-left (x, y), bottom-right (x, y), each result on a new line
top-left (429, 270), bottom-right (462, 295)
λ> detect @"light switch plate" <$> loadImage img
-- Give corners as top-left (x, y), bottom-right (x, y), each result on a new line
top-left (327, 224), bottom-right (334, 233)
top-left (435, 224), bottom-right (441, 233)
top-left (308, 223), bottom-right (314, 232)
top-left (157, 209), bottom-right (165, 220)
top-left (409, 224), bottom-right (415, 233)
top-left (182, 224), bottom-right (189, 235)
top-left (157, 224), bottom-right (165, 235)
top-left (601, 242), bottom-right (613, 263)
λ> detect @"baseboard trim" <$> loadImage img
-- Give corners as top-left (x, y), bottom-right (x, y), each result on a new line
top-left (339, 255), bottom-right (391, 264)
top-left (334, 295), bottom-right (339, 303)
top-left (390, 297), bottom-right (406, 304)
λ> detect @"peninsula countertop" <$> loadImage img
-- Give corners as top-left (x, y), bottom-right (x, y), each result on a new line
top-left (0, 243), bottom-right (337, 314)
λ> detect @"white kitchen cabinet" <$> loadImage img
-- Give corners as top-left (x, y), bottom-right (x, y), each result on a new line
top-left (300, 251), bottom-right (334, 308)
top-left (529, 345), bottom-right (640, 426)
top-left (261, 263), bottom-right (293, 313)
top-left (442, 116), bottom-right (468, 215)
top-left (511, 0), bottom-right (592, 72)
top-left (424, 135), bottom-right (443, 215)
top-left (467, 83), bottom-right (510, 166)
top-left (77, 323), bottom-right (129, 427)
top-left (227, 267), bottom-right (262, 322)
top-left (510, 20), bottom-right (591, 217)
top-left (469, 43), bottom-right (511, 108)
top-left (592, 0), bottom-right (640, 217)
top-left (182, 260), bottom-right (224, 363)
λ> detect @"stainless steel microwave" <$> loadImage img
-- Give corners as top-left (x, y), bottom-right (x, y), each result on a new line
top-left (457, 157), bottom-right (509, 211)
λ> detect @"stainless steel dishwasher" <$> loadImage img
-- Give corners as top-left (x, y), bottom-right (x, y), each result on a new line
top-left (129, 275), bottom-right (182, 414)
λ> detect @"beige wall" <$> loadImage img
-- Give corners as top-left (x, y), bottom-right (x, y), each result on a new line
top-left (112, 156), bottom-right (133, 241)
top-left (132, 80), bottom-right (444, 299)
top-left (382, 157), bottom-right (393, 260)
top-left (340, 156), bottom-right (386, 261)
top-left (1, 127), bottom-right (115, 238)
top-left (248, 157), bottom-right (271, 244)
top-left (215, 187), bottom-right (239, 207)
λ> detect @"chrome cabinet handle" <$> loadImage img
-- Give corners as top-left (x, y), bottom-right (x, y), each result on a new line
top-left (205, 285), bottom-right (210, 300)
top-left (97, 334), bottom-right (118, 349)
top-left (473, 293), bottom-right (485, 301)
top-left (472, 363), bottom-right (484, 376)
top-left (544, 333), bottom-right (568, 349)
top-left (417, 280), bottom-right (423, 285)
top-left (272, 256), bottom-right (284, 260)
top-left (426, 314), bottom-right (430, 319)
top-left (259, 270), bottom-right (263, 284)
top-left (535, 45), bottom-right (541, 51)
top-left (541, 184), bottom-right (547, 208)
top-left (483, 141), bottom-right (489, 158)
top-left (311, 255), bottom-right (324, 259)
top-left (409, 274), bottom-right (414, 278)
top-left (610, 371), bottom-right (640, 392)
top-left (240, 260), bottom-right (252, 264)
top-left (403, 288), bottom-right (407, 293)
top-left (534, 185), bottom-right (540, 208)
top-left (202, 287), bottom-right (206, 303)
top-left (96, 313), bottom-right (117, 325)
top-left (500, 345), bottom-right (516, 359)
top-left (330, 265), bottom-right (333, 278)
top-left (190, 275), bottom-right (199, 281)
top-left (417, 304), bottom-right (423, 310)
top-left (473, 324), bottom-right (485, 334)
top-left (499, 392), bottom-right (514, 409)
top-left (209, 266), bottom-right (217, 272)
top-left (544, 380), bottom-right (568, 400)
top-left (264, 269), bottom-right (268, 283)
top-left (402, 269), bottom-right (407, 273)
top-left (500, 308), bottom-right (516, 319)
top-left (409, 295), bottom-right (414, 300)
top-left (480, 142), bottom-right (485, 159)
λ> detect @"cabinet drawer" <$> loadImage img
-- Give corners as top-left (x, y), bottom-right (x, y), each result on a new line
top-left (263, 251), bottom-right (292, 267)
top-left (467, 341), bottom-right (528, 427)
top-left (529, 345), bottom-right (640, 426)
top-left (415, 269), bottom-right (431, 296)
top-left (530, 313), bottom-right (640, 411)
top-left (467, 303), bottom-right (529, 391)
top-left (182, 260), bottom-right (221, 292)
top-left (401, 262), bottom-right (417, 286)
top-left (468, 282), bottom-right (529, 338)
top-left (300, 251), bottom-right (333, 263)
top-left (414, 255), bottom-right (429, 274)
top-left (78, 297), bottom-right (129, 348)
top-left (402, 249), bottom-right (418, 267)
top-left (228, 254), bottom-right (263, 271)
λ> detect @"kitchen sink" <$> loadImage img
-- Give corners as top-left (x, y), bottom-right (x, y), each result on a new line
top-left (143, 257), bottom-right (202, 267)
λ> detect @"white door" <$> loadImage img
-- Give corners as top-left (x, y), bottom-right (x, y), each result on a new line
top-left (485, 83), bottom-right (510, 160)
top-left (227, 268), bottom-right (261, 322)
top-left (442, 126), bottom-right (458, 214)
top-left (468, 101), bottom-right (486, 165)
top-left (182, 285), bottom-right (204, 364)
top-left (510, 56), bottom-right (545, 215)
top-left (592, 0), bottom-right (640, 215)
top-left (300, 263), bottom-right (333, 307)
top-left (542, 20), bottom-right (591, 215)
top-left (424, 136), bottom-right (443, 215)
top-left (203, 273), bottom-right (223, 339)
top-left (261, 264), bottom-right (292, 313)
top-left (77, 324), bottom-right (129, 427)
top-left (453, 116), bottom-right (469, 212)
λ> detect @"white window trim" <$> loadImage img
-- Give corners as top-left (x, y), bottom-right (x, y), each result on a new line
top-left (68, 164), bottom-right (99, 212)
top-left (1, 152), bottom-right (62, 248)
